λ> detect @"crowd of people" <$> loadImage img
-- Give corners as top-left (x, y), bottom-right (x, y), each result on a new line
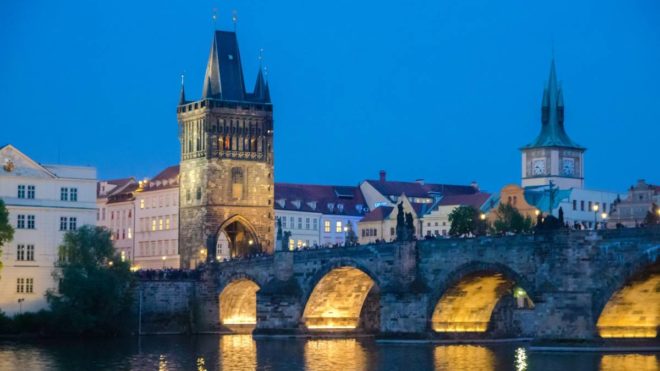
top-left (135, 268), bottom-right (200, 281)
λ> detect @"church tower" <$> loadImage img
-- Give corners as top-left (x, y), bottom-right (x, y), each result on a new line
top-left (177, 30), bottom-right (274, 268)
top-left (521, 59), bottom-right (585, 189)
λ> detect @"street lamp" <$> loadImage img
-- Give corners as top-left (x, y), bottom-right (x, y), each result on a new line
top-left (480, 213), bottom-right (486, 221)
top-left (592, 204), bottom-right (599, 230)
top-left (162, 255), bottom-right (167, 268)
top-left (601, 212), bottom-right (608, 229)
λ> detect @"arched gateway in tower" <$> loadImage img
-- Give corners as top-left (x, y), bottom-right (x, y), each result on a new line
top-left (177, 30), bottom-right (274, 268)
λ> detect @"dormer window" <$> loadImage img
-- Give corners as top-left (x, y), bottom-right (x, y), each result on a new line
top-left (292, 200), bottom-right (301, 209)
top-left (327, 203), bottom-right (335, 213)
top-left (337, 204), bottom-right (344, 213)
top-left (276, 199), bottom-right (286, 208)
top-left (307, 201), bottom-right (317, 210)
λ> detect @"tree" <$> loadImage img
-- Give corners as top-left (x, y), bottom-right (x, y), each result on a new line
top-left (0, 199), bottom-right (15, 271)
top-left (395, 202), bottom-right (406, 241)
top-left (644, 203), bottom-right (659, 226)
top-left (47, 226), bottom-right (135, 336)
top-left (405, 212), bottom-right (416, 241)
top-left (558, 207), bottom-right (565, 226)
top-left (345, 220), bottom-right (358, 246)
top-left (448, 206), bottom-right (477, 237)
top-left (492, 203), bottom-right (533, 234)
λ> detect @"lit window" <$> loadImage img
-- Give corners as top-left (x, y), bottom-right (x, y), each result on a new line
top-left (297, 240), bottom-right (303, 248)
top-left (121, 250), bottom-right (126, 262)
top-left (336, 221), bottom-right (342, 233)
top-left (140, 199), bottom-right (145, 209)
top-left (17, 185), bottom-right (25, 199)
top-left (324, 220), bottom-right (331, 233)
top-left (151, 219), bottom-right (156, 231)
top-left (165, 218), bottom-right (170, 230)
top-left (128, 228), bottom-right (133, 239)
top-left (289, 238), bottom-right (294, 251)
top-left (159, 218), bottom-right (164, 230)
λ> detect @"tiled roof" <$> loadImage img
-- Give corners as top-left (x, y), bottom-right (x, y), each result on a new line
top-left (97, 177), bottom-right (136, 198)
top-left (438, 193), bottom-right (492, 209)
top-left (365, 179), bottom-right (477, 198)
top-left (274, 183), bottom-right (367, 216)
top-left (151, 165), bottom-right (179, 182)
top-left (360, 206), bottom-right (395, 222)
top-left (140, 165), bottom-right (179, 192)
top-left (106, 183), bottom-right (139, 204)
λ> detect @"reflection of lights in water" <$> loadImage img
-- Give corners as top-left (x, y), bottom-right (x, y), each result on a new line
top-left (432, 274), bottom-right (512, 333)
top-left (221, 316), bottom-right (256, 325)
top-left (220, 335), bottom-right (256, 370)
top-left (196, 357), bottom-right (207, 371)
top-left (514, 347), bottom-right (527, 371)
top-left (434, 345), bottom-right (496, 371)
top-left (600, 354), bottom-right (660, 371)
top-left (305, 339), bottom-right (367, 371)
top-left (597, 274), bottom-right (659, 338)
top-left (158, 354), bottom-right (168, 371)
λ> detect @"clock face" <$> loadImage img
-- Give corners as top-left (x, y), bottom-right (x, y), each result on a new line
top-left (562, 158), bottom-right (575, 176)
top-left (532, 159), bottom-right (546, 176)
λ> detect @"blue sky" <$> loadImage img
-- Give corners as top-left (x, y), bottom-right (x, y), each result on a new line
top-left (1, 0), bottom-right (658, 193)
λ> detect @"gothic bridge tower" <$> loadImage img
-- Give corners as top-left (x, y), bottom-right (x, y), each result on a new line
top-left (177, 30), bottom-right (274, 268)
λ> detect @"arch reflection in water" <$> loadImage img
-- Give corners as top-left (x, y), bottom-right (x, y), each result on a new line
top-left (597, 273), bottom-right (659, 338)
top-left (219, 279), bottom-right (260, 330)
top-left (304, 339), bottom-right (368, 371)
top-left (303, 267), bottom-right (376, 330)
top-left (219, 335), bottom-right (256, 371)
top-left (434, 345), bottom-right (496, 371)
top-left (600, 354), bottom-right (660, 371)
top-left (432, 273), bottom-right (514, 332)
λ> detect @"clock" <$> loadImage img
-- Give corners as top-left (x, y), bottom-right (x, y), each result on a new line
top-left (562, 158), bottom-right (575, 176)
top-left (532, 159), bottom-right (546, 176)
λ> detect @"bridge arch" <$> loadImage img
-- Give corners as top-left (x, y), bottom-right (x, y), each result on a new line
top-left (218, 275), bottom-right (261, 332)
top-left (302, 259), bottom-right (381, 332)
top-left (429, 261), bottom-right (535, 335)
top-left (596, 246), bottom-right (660, 338)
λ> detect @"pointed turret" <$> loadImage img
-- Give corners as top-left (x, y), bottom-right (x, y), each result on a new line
top-left (178, 75), bottom-right (187, 106)
top-left (264, 81), bottom-right (271, 103)
top-left (201, 31), bottom-right (246, 101)
top-left (251, 67), bottom-right (270, 103)
top-left (523, 59), bottom-right (583, 149)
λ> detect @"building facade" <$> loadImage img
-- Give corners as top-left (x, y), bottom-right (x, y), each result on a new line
top-left (608, 179), bottom-right (659, 228)
top-left (0, 145), bottom-right (97, 315)
top-left (177, 30), bottom-right (274, 268)
top-left (96, 178), bottom-right (137, 263)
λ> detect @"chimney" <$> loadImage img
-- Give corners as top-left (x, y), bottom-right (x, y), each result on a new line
top-left (416, 179), bottom-right (425, 186)
top-left (471, 181), bottom-right (480, 191)
top-left (379, 170), bottom-right (386, 183)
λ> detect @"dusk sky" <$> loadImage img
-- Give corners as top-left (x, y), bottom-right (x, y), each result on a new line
top-left (1, 0), bottom-right (659, 193)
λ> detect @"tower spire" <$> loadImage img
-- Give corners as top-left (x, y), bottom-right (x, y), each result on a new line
top-left (179, 73), bottom-right (187, 105)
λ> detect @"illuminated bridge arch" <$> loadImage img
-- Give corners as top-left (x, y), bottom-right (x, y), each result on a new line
top-left (596, 248), bottom-right (659, 338)
top-left (218, 275), bottom-right (261, 332)
top-left (430, 262), bottom-right (535, 335)
top-left (302, 261), bottom-right (381, 332)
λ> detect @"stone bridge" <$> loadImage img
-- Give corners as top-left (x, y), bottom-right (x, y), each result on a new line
top-left (141, 228), bottom-right (659, 340)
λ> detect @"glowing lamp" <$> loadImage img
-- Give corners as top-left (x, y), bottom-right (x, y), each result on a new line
top-left (592, 204), bottom-right (599, 212)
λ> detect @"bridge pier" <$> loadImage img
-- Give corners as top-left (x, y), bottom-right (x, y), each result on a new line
top-left (379, 291), bottom-right (429, 337)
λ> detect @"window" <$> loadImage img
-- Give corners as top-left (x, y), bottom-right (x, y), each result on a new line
top-left (588, 201), bottom-right (592, 211)
top-left (306, 218), bottom-right (310, 230)
top-left (298, 218), bottom-right (302, 229)
top-left (231, 167), bottom-right (244, 199)
top-left (289, 239), bottom-right (294, 251)
top-left (26, 278), bottom-right (33, 293)
top-left (391, 227), bottom-right (395, 236)
top-left (102, 208), bottom-right (106, 220)
top-left (16, 278), bottom-right (25, 293)
top-left (289, 217), bottom-right (294, 229)
top-left (324, 220), bottom-right (331, 233)
top-left (297, 240), bottom-right (303, 248)
top-left (26, 245), bottom-right (34, 261)
top-left (17, 215), bottom-right (25, 229)
top-left (27, 185), bottom-right (35, 199)
top-left (165, 217), bottom-right (170, 230)
top-left (27, 215), bottom-right (35, 229)
top-left (313, 219), bottom-right (318, 230)
top-left (17, 185), bottom-right (25, 198)
top-left (60, 217), bottom-right (68, 231)
top-left (186, 189), bottom-right (191, 202)
top-left (336, 221), bottom-right (342, 233)
top-left (17, 245), bottom-right (25, 261)
top-left (573, 200), bottom-right (577, 211)
top-left (70, 188), bottom-right (77, 201)
top-left (159, 218), bottom-right (164, 230)
top-left (140, 199), bottom-right (145, 209)
top-left (196, 187), bottom-right (202, 200)
top-left (282, 217), bottom-right (287, 228)
top-left (68, 217), bottom-right (77, 231)
top-left (602, 203), bottom-right (607, 212)
top-left (128, 228), bottom-right (132, 239)
top-left (580, 200), bottom-right (585, 211)
top-left (60, 187), bottom-right (69, 201)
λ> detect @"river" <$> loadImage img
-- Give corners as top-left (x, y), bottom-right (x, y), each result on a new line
top-left (0, 335), bottom-right (658, 370)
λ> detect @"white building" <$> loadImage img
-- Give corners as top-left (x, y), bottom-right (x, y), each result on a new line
top-left (0, 145), bottom-right (97, 315)
top-left (134, 166), bottom-right (180, 269)
top-left (97, 166), bottom-right (180, 269)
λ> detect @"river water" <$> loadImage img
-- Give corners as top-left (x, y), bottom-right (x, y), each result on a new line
top-left (0, 335), bottom-right (658, 370)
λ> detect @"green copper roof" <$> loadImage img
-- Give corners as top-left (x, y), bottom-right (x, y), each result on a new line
top-left (522, 59), bottom-right (584, 150)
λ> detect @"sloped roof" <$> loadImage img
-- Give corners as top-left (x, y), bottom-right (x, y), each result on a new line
top-left (274, 183), bottom-right (367, 216)
top-left (438, 193), bottom-right (492, 209)
top-left (523, 187), bottom-right (572, 211)
top-left (361, 206), bottom-right (395, 222)
top-left (365, 179), bottom-right (477, 198)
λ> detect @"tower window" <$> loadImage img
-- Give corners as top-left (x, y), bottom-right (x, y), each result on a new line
top-left (196, 187), bottom-right (202, 200)
top-left (231, 167), bottom-right (244, 199)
